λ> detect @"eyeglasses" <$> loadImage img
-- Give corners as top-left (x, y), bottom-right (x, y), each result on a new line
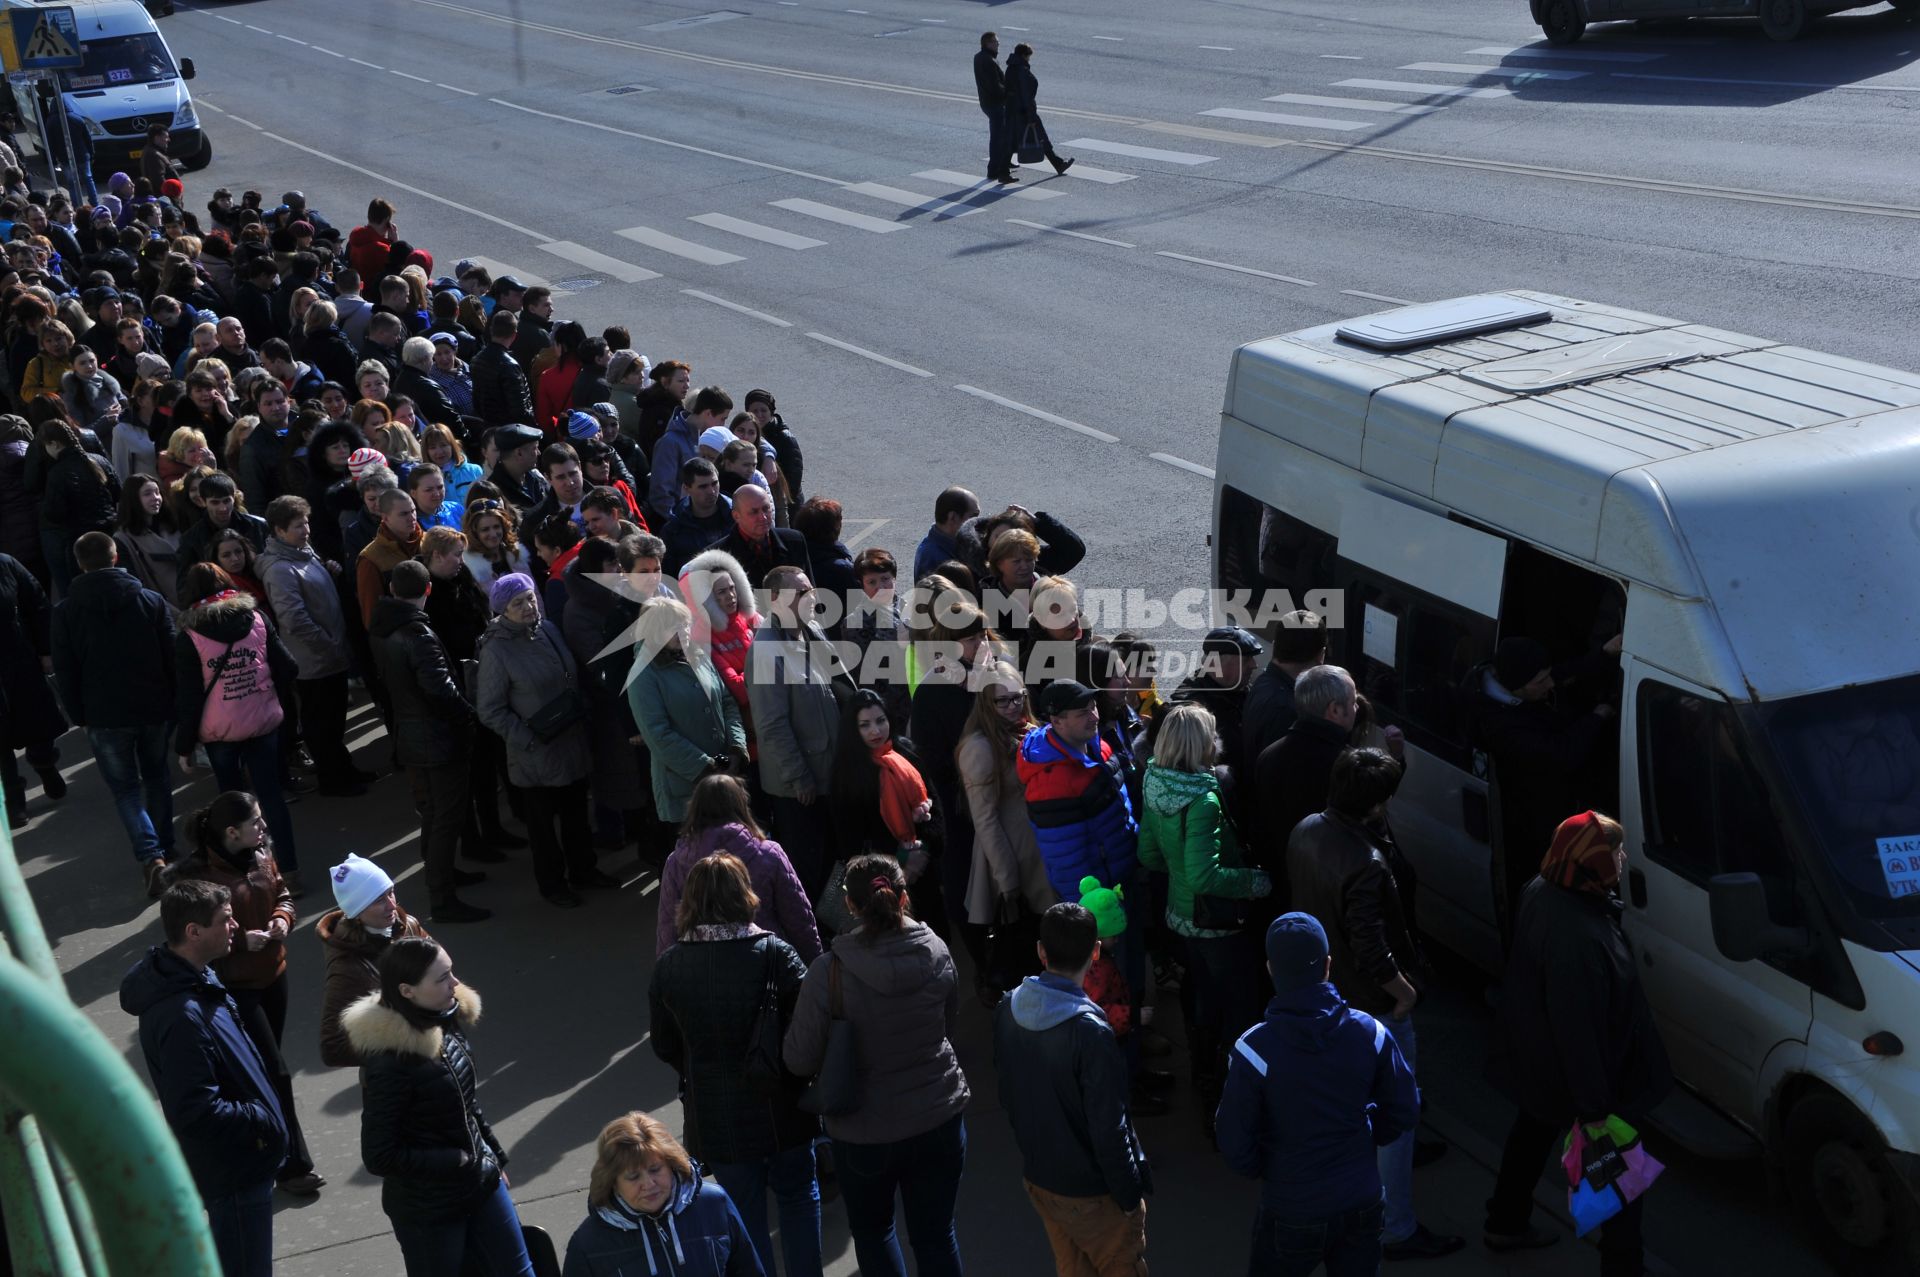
top-left (991, 695), bottom-right (1026, 710)
top-left (469, 499), bottom-right (502, 512)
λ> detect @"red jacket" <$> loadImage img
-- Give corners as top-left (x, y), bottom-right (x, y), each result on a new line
top-left (347, 224), bottom-right (393, 283)
top-left (1083, 948), bottom-right (1132, 1037)
top-left (536, 356), bottom-right (582, 438)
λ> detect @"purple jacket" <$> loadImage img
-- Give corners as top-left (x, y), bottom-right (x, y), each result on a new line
top-left (656, 823), bottom-right (822, 963)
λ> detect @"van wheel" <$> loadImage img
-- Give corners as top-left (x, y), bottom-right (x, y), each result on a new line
top-left (183, 134), bottom-right (212, 171)
top-left (1759, 0), bottom-right (1809, 40)
top-left (1785, 1094), bottom-right (1920, 1272)
top-left (1540, 0), bottom-right (1585, 43)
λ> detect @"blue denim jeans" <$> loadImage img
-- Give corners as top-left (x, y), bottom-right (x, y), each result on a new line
top-left (1248, 1198), bottom-right (1384, 1277)
top-left (204, 1178), bottom-right (274, 1277)
top-left (389, 1178), bottom-right (534, 1277)
top-left (1378, 1014), bottom-right (1419, 1244)
top-left (709, 1142), bottom-right (823, 1277)
top-left (203, 732), bottom-right (299, 871)
top-left (833, 1113), bottom-right (965, 1277)
top-left (88, 724), bottom-right (174, 862)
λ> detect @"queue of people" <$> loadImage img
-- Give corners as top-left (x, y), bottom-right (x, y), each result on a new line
top-left (0, 163), bottom-right (1666, 1277)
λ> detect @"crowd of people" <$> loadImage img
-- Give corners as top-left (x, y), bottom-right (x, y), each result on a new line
top-left (0, 157), bottom-right (1671, 1277)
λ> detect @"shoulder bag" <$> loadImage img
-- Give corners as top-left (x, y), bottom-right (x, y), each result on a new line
top-left (797, 955), bottom-right (860, 1116)
top-left (1181, 805), bottom-right (1250, 932)
top-left (525, 625), bottom-right (587, 741)
top-left (742, 939), bottom-right (787, 1092)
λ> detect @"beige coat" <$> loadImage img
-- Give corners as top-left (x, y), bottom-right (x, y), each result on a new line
top-left (957, 729), bottom-right (1058, 925)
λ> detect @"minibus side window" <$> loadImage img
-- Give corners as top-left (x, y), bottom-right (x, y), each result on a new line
top-left (1217, 486), bottom-right (1336, 649)
top-left (1639, 681), bottom-right (1794, 899)
top-left (1344, 573), bottom-right (1493, 770)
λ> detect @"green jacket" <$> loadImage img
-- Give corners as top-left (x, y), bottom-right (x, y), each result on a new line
top-left (627, 651), bottom-right (746, 822)
top-left (1136, 764), bottom-right (1270, 938)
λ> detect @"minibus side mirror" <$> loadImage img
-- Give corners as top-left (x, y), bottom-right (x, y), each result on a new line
top-left (178, 59), bottom-right (195, 81)
top-left (1710, 873), bottom-right (1810, 963)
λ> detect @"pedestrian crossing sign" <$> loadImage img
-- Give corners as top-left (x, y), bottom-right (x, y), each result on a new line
top-left (3, 6), bottom-right (84, 73)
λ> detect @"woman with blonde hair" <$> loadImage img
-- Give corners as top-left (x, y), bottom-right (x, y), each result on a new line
top-left (421, 422), bottom-right (483, 506)
top-left (628, 597), bottom-right (747, 825)
top-left (157, 425), bottom-right (212, 487)
top-left (220, 415), bottom-right (259, 474)
top-left (562, 1110), bottom-right (760, 1276)
top-left (19, 318), bottom-right (74, 402)
top-left (956, 661), bottom-right (1056, 995)
top-left (356, 359), bottom-right (392, 405)
top-left (460, 497), bottom-right (530, 590)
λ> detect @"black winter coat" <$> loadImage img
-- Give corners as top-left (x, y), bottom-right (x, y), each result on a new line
top-left (761, 416), bottom-right (804, 505)
top-left (1489, 878), bottom-right (1673, 1124)
top-left (38, 445), bottom-right (118, 538)
top-left (1252, 713), bottom-right (1350, 874)
top-left (0, 553), bottom-right (66, 745)
top-left (230, 281), bottom-right (279, 346)
top-left (1471, 677), bottom-right (1612, 880)
top-left (369, 595), bottom-right (472, 769)
top-left (51, 567), bottom-right (175, 727)
top-left (423, 563), bottom-right (490, 664)
top-left (471, 343), bottom-right (534, 428)
top-left (344, 984), bottom-right (508, 1226)
top-left (1004, 54), bottom-right (1047, 138)
top-left (295, 324), bottom-right (360, 390)
top-left (1286, 811), bottom-right (1424, 1020)
top-left (397, 365), bottom-right (460, 432)
top-left (650, 932), bottom-right (819, 1163)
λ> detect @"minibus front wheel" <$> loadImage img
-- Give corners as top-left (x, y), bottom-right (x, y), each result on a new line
top-left (1786, 1091), bottom-right (1920, 1270)
top-left (1539, 0), bottom-right (1586, 43)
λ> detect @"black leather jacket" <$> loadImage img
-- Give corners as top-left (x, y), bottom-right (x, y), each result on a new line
top-left (369, 596), bottom-right (472, 769)
top-left (469, 342), bottom-right (534, 427)
top-left (1285, 811), bottom-right (1424, 1019)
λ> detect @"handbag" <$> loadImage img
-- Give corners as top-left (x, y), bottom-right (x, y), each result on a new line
top-left (797, 956), bottom-right (860, 1115)
top-left (815, 860), bottom-right (854, 936)
top-left (1561, 1116), bottom-right (1665, 1237)
top-left (1179, 807), bottom-right (1250, 932)
top-left (742, 941), bottom-right (787, 1092)
top-left (1016, 123), bottom-right (1046, 165)
top-left (525, 627), bottom-right (587, 741)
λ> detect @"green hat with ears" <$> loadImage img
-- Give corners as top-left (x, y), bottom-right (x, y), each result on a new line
top-left (1078, 876), bottom-right (1127, 940)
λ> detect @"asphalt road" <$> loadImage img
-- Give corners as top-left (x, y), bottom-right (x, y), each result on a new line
top-left (25, 0), bottom-right (1914, 1269)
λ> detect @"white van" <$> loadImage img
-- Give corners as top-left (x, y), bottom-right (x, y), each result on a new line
top-left (54, 0), bottom-right (205, 172)
top-left (1213, 290), bottom-right (1920, 1268)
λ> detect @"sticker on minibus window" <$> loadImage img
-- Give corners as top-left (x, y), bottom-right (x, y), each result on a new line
top-left (107, 69), bottom-right (132, 83)
top-left (1875, 835), bottom-right (1920, 898)
top-left (1363, 604), bottom-right (1399, 666)
top-left (68, 75), bottom-right (103, 88)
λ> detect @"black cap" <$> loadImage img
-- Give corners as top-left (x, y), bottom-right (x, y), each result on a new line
top-left (82, 285), bottom-right (119, 307)
top-left (490, 275), bottom-right (527, 296)
top-left (1201, 626), bottom-right (1262, 657)
top-left (1038, 680), bottom-right (1099, 718)
top-left (495, 423), bottom-right (541, 448)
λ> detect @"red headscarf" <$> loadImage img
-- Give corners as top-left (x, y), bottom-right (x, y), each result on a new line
top-left (1539, 811), bottom-right (1622, 896)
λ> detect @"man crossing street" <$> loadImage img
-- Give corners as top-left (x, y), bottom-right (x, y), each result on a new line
top-left (975, 31), bottom-right (1015, 184)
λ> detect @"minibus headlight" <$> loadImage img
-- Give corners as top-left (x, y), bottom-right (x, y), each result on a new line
top-left (172, 102), bottom-right (197, 131)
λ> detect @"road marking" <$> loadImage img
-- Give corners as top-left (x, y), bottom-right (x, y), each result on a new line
top-left (349, 57), bottom-right (384, 70)
top-left (1200, 45), bottom-right (1235, 51)
top-left (458, 257), bottom-right (551, 288)
top-left (245, 24), bottom-right (273, 34)
top-left (438, 83), bottom-right (480, 95)
top-left (920, 18), bottom-right (946, 22)
top-left (538, 240), bottom-right (662, 283)
top-left (1614, 71), bottom-right (1920, 93)
top-left (1320, 53), bottom-right (1362, 59)
top-left (913, 169), bottom-right (1069, 199)
top-left (313, 45), bottom-right (345, 57)
top-left (772, 198), bottom-right (908, 232)
top-left (1467, 44), bottom-right (1663, 64)
top-left (1156, 252), bottom-right (1315, 287)
top-left (257, 134), bottom-right (552, 239)
top-left (1092, 35), bottom-right (1124, 42)
top-left (689, 213), bottom-right (825, 249)
top-left (1055, 163), bottom-right (1136, 184)
top-left (1004, 26), bottom-right (1029, 31)
top-left (215, 13), bottom-right (243, 22)
top-left (1005, 218), bottom-right (1135, 249)
top-left (276, 34), bottom-right (308, 45)
top-left (808, 333), bottom-right (932, 377)
top-left (615, 225), bottom-right (746, 265)
top-left (844, 181), bottom-right (980, 216)
top-left (846, 8), bottom-right (867, 13)
top-left (954, 385), bottom-right (1119, 442)
top-left (1151, 452), bottom-right (1215, 479)
top-left (491, 99), bottom-right (842, 185)
top-left (1061, 138), bottom-right (1216, 165)
top-left (1342, 289), bottom-right (1416, 306)
top-left (681, 289), bottom-right (792, 327)
top-left (1202, 107), bottom-right (1371, 131)
top-left (391, 69), bottom-right (433, 83)
top-left (1336, 78), bottom-right (1513, 99)
top-left (1403, 61), bottom-right (1588, 81)
top-left (1267, 93), bottom-right (1442, 114)
top-left (225, 114), bottom-right (261, 130)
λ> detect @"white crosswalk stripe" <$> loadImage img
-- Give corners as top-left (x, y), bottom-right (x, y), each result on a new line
top-left (1265, 93), bottom-right (1443, 115)
top-left (1334, 78), bottom-right (1514, 99)
top-left (1060, 138), bottom-right (1217, 165)
top-left (913, 169), bottom-right (1070, 199)
top-left (1402, 61), bottom-right (1589, 81)
top-left (1054, 163), bottom-right (1136, 185)
top-left (688, 213), bottom-right (825, 249)
top-left (1201, 107), bottom-right (1371, 131)
top-left (457, 257), bottom-right (550, 289)
top-left (843, 182), bottom-right (982, 217)
top-left (770, 199), bottom-right (908, 233)
top-left (613, 226), bottom-right (745, 266)
top-left (1466, 44), bottom-right (1663, 63)
top-left (536, 241), bottom-right (660, 283)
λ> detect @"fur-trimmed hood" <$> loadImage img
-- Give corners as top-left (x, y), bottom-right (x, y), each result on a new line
top-left (341, 982), bottom-right (482, 1061)
top-left (179, 589), bottom-right (262, 641)
top-left (679, 547), bottom-right (759, 634)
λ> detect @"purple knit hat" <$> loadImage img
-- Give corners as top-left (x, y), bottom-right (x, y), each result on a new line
top-left (489, 572), bottom-right (537, 615)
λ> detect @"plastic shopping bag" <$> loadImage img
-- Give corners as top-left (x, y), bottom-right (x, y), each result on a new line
top-left (1561, 1115), bottom-right (1666, 1237)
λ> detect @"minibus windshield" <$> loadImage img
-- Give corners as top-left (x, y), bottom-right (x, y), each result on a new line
top-left (61, 34), bottom-right (175, 92)
top-left (1758, 674), bottom-right (1920, 937)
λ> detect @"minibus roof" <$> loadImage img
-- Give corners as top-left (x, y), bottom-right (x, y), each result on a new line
top-left (1225, 291), bottom-right (1920, 699)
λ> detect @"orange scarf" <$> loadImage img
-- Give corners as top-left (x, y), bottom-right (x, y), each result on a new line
top-left (872, 742), bottom-right (927, 846)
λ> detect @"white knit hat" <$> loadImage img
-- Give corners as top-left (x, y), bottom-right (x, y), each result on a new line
top-left (330, 853), bottom-right (395, 919)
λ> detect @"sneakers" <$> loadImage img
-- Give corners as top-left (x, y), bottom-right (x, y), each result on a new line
top-left (276, 1171), bottom-right (325, 1197)
top-left (281, 871), bottom-right (307, 899)
top-left (1383, 1224), bottom-right (1465, 1261)
top-left (431, 897), bottom-right (493, 924)
top-left (142, 859), bottom-right (169, 899)
top-left (1484, 1226), bottom-right (1559, 1252)
top-left (33, 766), bottom-right (66, 800)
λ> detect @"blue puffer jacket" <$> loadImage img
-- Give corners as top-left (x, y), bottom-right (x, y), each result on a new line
top-left (1216, 981), bottom-right (1418, 1218)
top-left (561, 1164), bottom-right (762, 1277)
top-left (1016, 725), bottom-right (1138, 898)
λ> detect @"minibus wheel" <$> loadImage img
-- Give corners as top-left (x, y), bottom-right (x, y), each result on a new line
top-left (1786, 1093), bottom-right (1919, 1268)
top-left (1759, 0), bottom-right (1809, 40)
top-left (1540, 0), bottom-right (1586, 43)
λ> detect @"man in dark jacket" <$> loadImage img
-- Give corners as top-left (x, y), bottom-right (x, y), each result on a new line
top-left (995, 902), bottom-right (1150, 1274)
top-left (716, 482), bottom-right (811, 588)
top-left (79, 286), bottom-right (125, 362)
top-left (1217, 912), bottom-right (1419, 1276)
top-left (234, 380), bottom-right (292, 513)
top-left (230, 257), bottom-right (281, 346)
top-left (1165, 625), bottom-right (1261, 800)
top-left (1241, 608), bottom-right (1326, 774)
top-left (470, 309), bottom-right (535, 428)
top-left (396, 336), bottom-right (460, 430)
top-left (119, 880), bottom-right (288, 1277)
top-left (974, 31), bottom-right (1014, 182)
top-left (1287, 748), bottom-right (1459, 1260)
top-left (52, 533), bottom-right (176, 896)
top-left (178, 471), bottom-right (269, 570)
top-left (1253, 663), bottom-right (1358, 887)
top-left (486, 423), bottom-right (549, 511)
top-left (369, 561), bottom-right (489, 924)
top-left (659, 458), bottom-right (733, 578)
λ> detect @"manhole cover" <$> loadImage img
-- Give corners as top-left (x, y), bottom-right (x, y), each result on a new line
top-left (552, 277), bottom-right (602, 292)
top-left (604, 84), bottom-right (655, 96)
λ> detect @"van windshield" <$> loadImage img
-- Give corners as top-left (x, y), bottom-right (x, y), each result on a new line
top-left (61, 34), bottom-right (176, 92)
top-left (1758, 674), bottom-right (1920, 932)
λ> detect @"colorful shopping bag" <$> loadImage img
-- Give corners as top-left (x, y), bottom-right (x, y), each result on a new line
top-left (1561, 1116), bottom-right (1666, 1237)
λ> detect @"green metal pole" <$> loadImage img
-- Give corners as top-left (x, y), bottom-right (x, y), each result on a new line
top-left (0, 951), bottom-right (218, 1276)
top-left (0, 1106), bottom-right (64, 1276)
